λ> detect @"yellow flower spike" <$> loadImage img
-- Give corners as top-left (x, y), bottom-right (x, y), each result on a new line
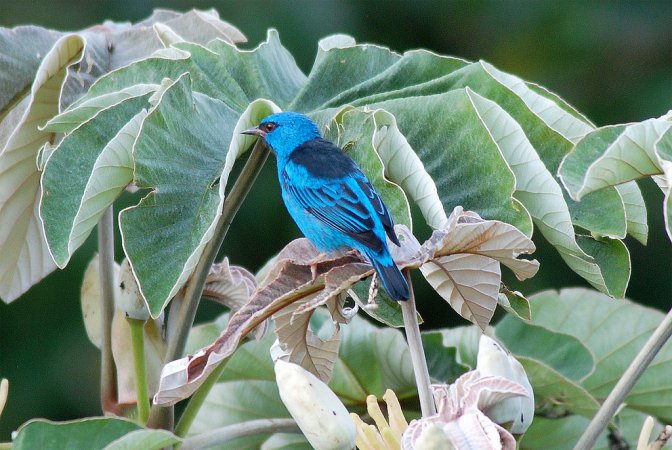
top-left (367, 394), bottom-right (390, 431)
top-left (350, 390), bottom-right (409, 450)
top-left (351, 413), bottom-right (381, 450)
top-left (380, 426), bottom-right (400, 449)
top-left (383, 389), bottom-right (408, 440)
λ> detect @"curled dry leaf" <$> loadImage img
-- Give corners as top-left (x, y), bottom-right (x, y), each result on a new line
top-left (154, 239), bottom-right (365, 405)
top-left (203, 257), bottom-right (256, 310)
top-left (397, 206), bottom-right (539, 330)
top-left (273, 295), bottom-right (345, 383)
top-left (203, 257), bottom-right (265, 339)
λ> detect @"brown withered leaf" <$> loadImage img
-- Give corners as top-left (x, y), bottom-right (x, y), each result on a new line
top-left (273, 295), bottom-right (346, 383)
top-left (154, 239), bottom-right (364, 405)
top-left (399, 206), bottom-right (538, 330)
top-left (203, 257), bottom-right (257, 310)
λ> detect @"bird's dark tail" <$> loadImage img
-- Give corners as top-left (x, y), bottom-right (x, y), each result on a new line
top-left (369, 254), bottom-right (410, 301)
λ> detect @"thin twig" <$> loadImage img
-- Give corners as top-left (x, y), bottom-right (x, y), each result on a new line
top-left (148, 140), bottom-right (270, 429)
top-left (400, 270), bottom-right (436, 417)
top-left (128, 318), bottom-right (150, 424)
top-left (98, 206), bottom-right (119, 414)
top-left (575, 306), bottom-right (672, 450)
top-left (181, 418), bottom-right (299, 450)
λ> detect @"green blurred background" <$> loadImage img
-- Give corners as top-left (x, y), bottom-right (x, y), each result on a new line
top-left (1, 0), bottom-right (670, 441)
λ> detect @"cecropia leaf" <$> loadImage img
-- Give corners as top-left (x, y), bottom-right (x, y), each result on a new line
top-left (120, 80), bottom-right (280, 318)
top-left (0, 34), bottom-right (84, 303)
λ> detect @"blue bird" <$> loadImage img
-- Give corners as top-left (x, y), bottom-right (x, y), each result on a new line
top-left (242, 112), bottom-right (410, 301)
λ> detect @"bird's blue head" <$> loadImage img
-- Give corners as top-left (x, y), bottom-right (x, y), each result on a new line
top-left (242, 112), bottom-right (321, 162)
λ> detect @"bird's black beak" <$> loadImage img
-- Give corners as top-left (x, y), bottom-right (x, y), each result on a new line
top-left (241, 126), bottom-right (265, 138)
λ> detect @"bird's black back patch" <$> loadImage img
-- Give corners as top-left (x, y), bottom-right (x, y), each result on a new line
top-left (289, 138), bottom-right (357, 179)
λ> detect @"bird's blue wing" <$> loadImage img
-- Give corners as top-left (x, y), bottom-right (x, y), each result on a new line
top-left (282, 169), bottom-right (399, 253)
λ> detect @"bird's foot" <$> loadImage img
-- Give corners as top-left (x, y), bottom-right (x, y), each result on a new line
top-left (307, 252), bottom-right (328, 281)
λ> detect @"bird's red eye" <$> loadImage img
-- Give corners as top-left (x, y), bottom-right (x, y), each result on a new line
top-left (263, 122), bottom-right (277, 133)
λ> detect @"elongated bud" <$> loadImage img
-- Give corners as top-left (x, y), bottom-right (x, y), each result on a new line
top-left (476, 335), bottom-right (534, 434)
top-left (275, 359), bottom-right (356, 450)
top-left (117, 258), bottom-right (149, 320)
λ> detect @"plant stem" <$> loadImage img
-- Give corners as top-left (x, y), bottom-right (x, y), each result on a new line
top-left (174, 357), bottom-right (231, 438)
top-left (180, 418), bottom-right (299, 450)
top-left (128, 318), bottom-right (150, 424)
top-left (400, 270), bottom-right (436, 417)
top-left (148, 140), bottom-right (270, 428)
top-left (98, 206), bottom-right (119, 414)
top-left (574, 306), bottom-right (672, 450)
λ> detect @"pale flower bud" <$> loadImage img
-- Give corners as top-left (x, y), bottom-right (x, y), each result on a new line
top-left (116, 258), bottom-right (149, 320)
top-left (476, 335), bottom-right (534, 434)
top-left (275, 359), bottom-right (356, 450)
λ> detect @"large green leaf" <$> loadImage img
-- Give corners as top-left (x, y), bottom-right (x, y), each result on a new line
top-left (291, 34), bottom-right (637, 247)
top-left (559, 118), bottom-right (672, 199)
top-left (518, 288), bottom-right (672, 422)
top-left (516, 356), bottom-right (600, 418)
top-left (374, 89), bottom-right (533, 235)
top-left (0, 26), bottom-right (62, 116)
top-left (0, 10), bottom-right (250, 302)
top-left (559, 116), bottom-right (672, 240)
top-left (119, 74), bottom-right (241, 317)
top-left (0, 34), bottom-right (84, 303)
top-left (466, 89), bottom-right (627, 296)
top-left (41, 94), bottom-right (151, 267)
top-left (38, 30), bottom-right (301, 316)
top-left (11, 417), bottom-right (180, 450)
top-left (495, 321), bottom-right (593, 381)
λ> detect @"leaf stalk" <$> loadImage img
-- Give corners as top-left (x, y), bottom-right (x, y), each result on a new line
top-left (128, 317), bottom-right (150, 424)
top-left (180, 418), bottom-right (299, 450)
top-left (400, 270), bottom-right (436, 417)
top-left (98, 206), bottom-right (119, 415)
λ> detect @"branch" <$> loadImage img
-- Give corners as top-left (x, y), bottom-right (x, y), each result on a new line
top-left (128, 318), bottom-right (149, 424)
top-left (575, 306), bottom-right (672, 450)
top-left (98, 206), bottom-right (120, 414)
top-left (181, 418), bottom-right (299, 450)
top-left (148, 140), bottom-right (270, 428)
top-left (400, 270), bottom-right (436, 417)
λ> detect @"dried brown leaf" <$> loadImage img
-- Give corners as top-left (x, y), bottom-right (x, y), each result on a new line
top-left (203, 257), bottom-right (256, 310)
top-left (273, 296), bottom-right (343, 383)
top-left (154, 238), bottom-right (361, 405)
top-left (397, 207), bottom-right (538, 330)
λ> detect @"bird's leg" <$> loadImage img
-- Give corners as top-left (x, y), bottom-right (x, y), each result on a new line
top-left (306, 252), bottom-right (328, 282)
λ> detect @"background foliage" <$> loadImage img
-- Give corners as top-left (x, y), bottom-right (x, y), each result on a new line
top-left (0, 0), bottom-right (670, 442)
